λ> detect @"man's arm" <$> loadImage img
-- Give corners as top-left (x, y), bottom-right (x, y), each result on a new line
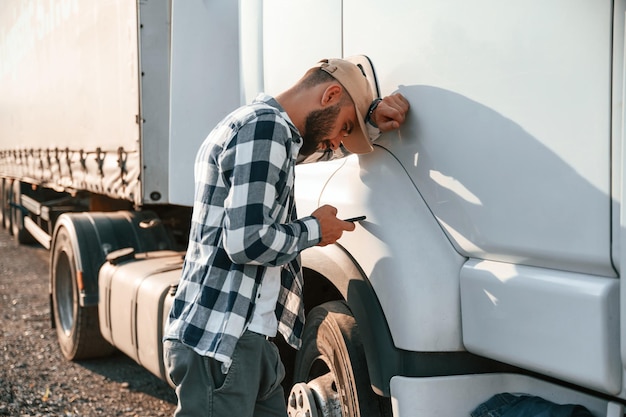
top-left (368, 92), bottom-right (410, 132)
top-left (221, 115), bottom-right (321, 266)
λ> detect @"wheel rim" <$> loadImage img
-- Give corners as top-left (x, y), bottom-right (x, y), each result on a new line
top-left (288, 373), bottom-right (345, 417)
top-left (288, 383), bottom-right (320, 417)
top-left (54, 250), bottom-right (76, 335)
top-left (291, 301), bottom-right (389, 417)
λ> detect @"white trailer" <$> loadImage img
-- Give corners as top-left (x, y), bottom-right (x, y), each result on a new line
top-left (2, 1), bottom-right (625, 416)
top-left (0, 0), bottom-right (240, 378)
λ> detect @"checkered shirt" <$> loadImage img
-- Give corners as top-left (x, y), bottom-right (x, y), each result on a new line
top-left (164, 94), bottom-right (321, 369)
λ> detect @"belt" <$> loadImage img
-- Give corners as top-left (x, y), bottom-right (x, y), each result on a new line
top-left (248, 330), bottom-right (275, 342)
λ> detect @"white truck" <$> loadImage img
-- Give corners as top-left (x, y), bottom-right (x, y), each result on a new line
top-left (1, 1), bottom-right (624, 416)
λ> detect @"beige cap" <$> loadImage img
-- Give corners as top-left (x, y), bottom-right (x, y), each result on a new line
top-left (314, 58), bottom-right (375, 154)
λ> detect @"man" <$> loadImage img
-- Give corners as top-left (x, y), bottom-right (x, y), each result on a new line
top-left (163, 58), bottom-right (410, 417)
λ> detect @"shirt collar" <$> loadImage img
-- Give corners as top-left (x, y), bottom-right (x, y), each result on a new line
top-left (253, 93), bottom-right (300, 137)
top-left (253, 93), bottom-right (303, 160)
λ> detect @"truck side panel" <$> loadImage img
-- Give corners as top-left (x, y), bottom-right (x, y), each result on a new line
top-left (461, 259), bottom-right (620, 394)
top-left (344, 0), bottom-right (615, 278)
top-left (167, 0), bottom-right (241, 207)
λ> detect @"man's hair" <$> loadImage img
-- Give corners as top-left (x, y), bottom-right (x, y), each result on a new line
top-left (298, 68), bottom-right (353, 106)
top-left (299, 67), bottom-right (335, 88)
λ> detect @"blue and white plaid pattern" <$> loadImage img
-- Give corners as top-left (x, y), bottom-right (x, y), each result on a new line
top-left (164, 94), bottom-right (321, 369)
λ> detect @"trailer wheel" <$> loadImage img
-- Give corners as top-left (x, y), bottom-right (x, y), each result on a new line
top-left (0, 178), bottom-right (5, 229)
top-left (289, 301), bottom-right (391, 417)
top-left (10, 180), bottom-right (34, 244)
top-left (52, 225), bottom-right (115, 360)
top-left (2, 178), bottom-right (12, 231)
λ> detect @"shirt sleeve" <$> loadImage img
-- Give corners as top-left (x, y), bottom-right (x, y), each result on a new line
top-left (219, 113), bottom-right (321, 266)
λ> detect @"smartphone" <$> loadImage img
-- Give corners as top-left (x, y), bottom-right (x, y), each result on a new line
top-left (343, 215), bottom-right (366, 223)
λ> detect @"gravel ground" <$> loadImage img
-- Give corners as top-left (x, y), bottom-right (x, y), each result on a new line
top-left (0, 228), bottom-right (177, 416)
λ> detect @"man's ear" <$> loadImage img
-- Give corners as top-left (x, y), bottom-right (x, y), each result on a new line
top-left (321, 84), bottom-right (343, 107)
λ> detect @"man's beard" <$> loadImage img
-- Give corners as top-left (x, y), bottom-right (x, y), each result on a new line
top-left (298, 104), bottom-right (341, 157)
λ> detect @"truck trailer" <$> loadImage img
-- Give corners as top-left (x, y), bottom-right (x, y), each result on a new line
top-left (1, 1), bottom-right (625, 416)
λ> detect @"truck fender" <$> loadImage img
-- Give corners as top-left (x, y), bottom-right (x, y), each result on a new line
top-left (300, 244), bottom-right (516, 398)
top-left (300, 244), bottom-right (399, 396)
top-left (50, 210), bottom-right (174, 307)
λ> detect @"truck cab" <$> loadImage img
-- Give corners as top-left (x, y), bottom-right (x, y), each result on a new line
top-left (241, 0), bottom-right (625, 415)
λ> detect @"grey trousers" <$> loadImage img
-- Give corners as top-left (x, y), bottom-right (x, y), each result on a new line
top-left (163, 332), bottom-right (287, 417)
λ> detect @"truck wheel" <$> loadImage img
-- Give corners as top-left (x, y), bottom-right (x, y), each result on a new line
top-left (52, 225), bottom-right (115, 360)
top-left (289, 301), bottom-right (391, 417)
top-left (10, 180), bottom-right (34, 244)
top-left (0, 178), bottom-right (5, 229)
top-left (2, 178), bottom-right (12, 231)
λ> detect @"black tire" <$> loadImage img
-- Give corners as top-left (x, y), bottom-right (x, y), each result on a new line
top-left (2, 179), bottom-right (12, 231)
top-left (9, 180), bottom-right (34, 244)
top-left (51, 225), bottom-right (115, 360)
top-left (0, 178), bottom-right (5, 229)
top-left (292, 301), bottom-right (391, 417)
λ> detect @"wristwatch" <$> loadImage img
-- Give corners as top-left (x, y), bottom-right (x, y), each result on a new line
top-left (367, 98), bottom-right (383, 128)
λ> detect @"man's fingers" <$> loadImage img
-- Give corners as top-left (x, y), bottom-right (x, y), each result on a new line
top-left (342, 220), bottom-right (356, 232)
top-left (311, 205), bottom-right (359, 246)
top-left (375, 93), bottom-right (410, 132)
